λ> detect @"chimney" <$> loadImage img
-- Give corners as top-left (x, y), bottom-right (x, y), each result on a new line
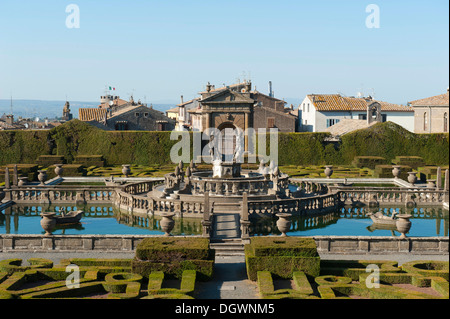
top-left (269, 81), bottom-right (273, 97)
top-left (206, 82), bottom-right (212, 92)
top-left (5, 115), bottom-right (14, 125)
top-left (181, 95), bottom-right (184, 104)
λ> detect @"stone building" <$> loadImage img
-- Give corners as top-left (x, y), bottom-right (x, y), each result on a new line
top-left (79, 96), bottom-right (175, 131)
top-left (176, 81), bottom-right (297, 135)
top-left (409, 89), bottom-right (449, 134)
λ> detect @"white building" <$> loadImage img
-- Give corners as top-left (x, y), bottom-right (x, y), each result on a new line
top-left (298, 94), bottom-right (414, 133)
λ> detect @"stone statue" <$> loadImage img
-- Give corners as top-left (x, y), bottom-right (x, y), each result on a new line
top-left (233, 130), bottom-right (244, 163)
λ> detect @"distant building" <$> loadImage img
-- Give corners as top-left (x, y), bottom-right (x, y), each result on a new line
top-left (409, 89), bottom-right (449, 134)
top-left (62, 101), bottom-right (73, 121)
top-left (298, 94), bottom-right (414, 132)
top-left (166, 106), bottom-right (180, 121)
top-left (176, 81), bottom-right (297, 134)
top-left (79, 95), bottom-right (175, 131)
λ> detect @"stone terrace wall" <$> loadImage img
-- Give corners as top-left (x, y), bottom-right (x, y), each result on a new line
top-left (0, 234), bottom-right (447, 255)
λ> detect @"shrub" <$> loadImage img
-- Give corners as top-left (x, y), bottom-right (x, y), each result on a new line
top-left (245, 237), bottom-right (320, 281)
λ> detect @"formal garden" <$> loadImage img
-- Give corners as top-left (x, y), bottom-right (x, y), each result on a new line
top-left (0, 120), bottom-right (448, 300)
top-left (0, 237), bottom-right (448, 299)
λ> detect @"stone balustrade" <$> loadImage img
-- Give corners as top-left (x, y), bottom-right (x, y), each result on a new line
top-left (190, 177), bottom-right (272, 196)
top-left (122, 180), bottom-right (163, 195)
top-left (329, 186), bottom-right (448, 207)
top-left (7, 186), bottom-right (116, 204)
top-left (247, 192), bottom-right (341, 217)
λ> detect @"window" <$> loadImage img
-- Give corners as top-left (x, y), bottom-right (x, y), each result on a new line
top-left (424, 112), bottom-right (428, 131)
top-left (307, 103), bottom-right (310, 113)
top-left (326, 119), bottom-right (340, 128)
top-left (144, 113), bottom-right (149, 118)
top-left (381, 114), bottom-right (387, 122)
top-left (135, 112), bottom-right (140, 117)
top-left (302, 103), bottom-right (305, 112)
top-left (444, 112), bottom-right (448, 133)
top-left (358, 114), bottom-right (367, 120)
top-left (267, 117), bottom-right (275, 128)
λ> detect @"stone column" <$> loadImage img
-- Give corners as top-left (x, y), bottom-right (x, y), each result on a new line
top-left (205, 112), bottom-right (211, 130)
top-left (244, 112), bottom-right (249, 152)
top-left (201, 192), bottom-right (212, 238)
top-left (436, 167), bottom-right (442, 190)
top-left (444, 169), bottom-right (449, 191)
top-left (444, 169), bottom-right (449, 204)
top-left (4, 167), bottom-right (11, 189)
top-left (13, 165), bottom-right (18, 187)
top-left (241, 192), bottom-right (250, 242)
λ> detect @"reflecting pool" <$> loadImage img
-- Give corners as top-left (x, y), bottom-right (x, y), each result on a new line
top-left (1, 204), bottom-right (448, 237)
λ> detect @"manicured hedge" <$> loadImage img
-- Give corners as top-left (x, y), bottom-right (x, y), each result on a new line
top-left (132, 237), bottom-right (214, 281)
top-left (0, 120), bottom-right (448, 167)
top-left (245, 237), bottom-right (320, 281)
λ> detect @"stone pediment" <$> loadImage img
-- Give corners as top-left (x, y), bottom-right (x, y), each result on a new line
top-left (201, 89), bottom-right (255, 104)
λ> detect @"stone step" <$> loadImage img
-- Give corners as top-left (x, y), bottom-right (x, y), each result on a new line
top-left (210, 241), bottom-right (246, 257)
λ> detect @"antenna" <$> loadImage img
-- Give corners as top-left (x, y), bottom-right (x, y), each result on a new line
top-left (10, 93), bottom-right (13, 115)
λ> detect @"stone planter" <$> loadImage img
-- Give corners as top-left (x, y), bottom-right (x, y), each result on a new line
top-left (407, 172), bottom-right (417, 186)
top-left (40, 212), bottom-right (56, 236)
top-left (38, 170), bottom-right (47, 186)
top-left (392, 165), bottom-right (402, 179)
top-left (396, 214), bottom-right (412, 239)
top-left (54, 164), bottom-right (64, 178)
top-left (122, 165), bottom-right (131, 178)
top-left (160, 213), bottom-right (176, 236)
top-left (276, 213), bottom-right (292, 237)
top-left (18, 177), bottom-right (29, 187)
top-left (324, 166), bottom-right (334, 179)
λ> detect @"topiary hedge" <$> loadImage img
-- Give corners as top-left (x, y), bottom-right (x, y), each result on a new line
top-left (131, 237), bottom-right (214, 281)
top-left (245, 237), bottom-right (320, 281)
top-left (0, 120), bottom-right (448, 167)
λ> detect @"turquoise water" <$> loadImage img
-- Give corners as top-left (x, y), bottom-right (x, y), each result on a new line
top-left (1, 204), bottom-right (448, 237)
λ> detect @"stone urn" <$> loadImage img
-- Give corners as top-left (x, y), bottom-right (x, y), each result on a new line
top-left (396, 214), bottom-right (412, 239)
top-left (160, 213), bottom-right (176, 236)
top-left (18, 177), bottom-right (29, 187)
top-left (38, 170), bottom-right (47, 186)
top-left (122, 165), bottom-right (131, 178)
top-left (324, 166), bottom-right (334, 179)
top-left (392, 165), bottom-right (402, 179)
top-left (407, 172), bottom-right (417, 186)
top-left (276, 213), bottom-right (292, 237)
top-left (40, 212), bottom-right (56, 236)
top-left (54, 164), bottom-right (64, 178)
top-left (427, 179), bottom-right (436, 189)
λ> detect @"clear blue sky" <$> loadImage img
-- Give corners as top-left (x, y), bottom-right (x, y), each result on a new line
top-left (0, 0), bottom-right (448, 106)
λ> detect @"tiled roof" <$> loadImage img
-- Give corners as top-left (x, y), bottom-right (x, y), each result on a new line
top-left (166, 106), bottom-right (180, 113)
top-left (307, 94), bottom-right (413, 112)
top-left (324, 119), bottom-right (379, 136)
top-left (408, 91), bottom-right (449, 106)
top-left (79, 108), bottom-right (107, 122)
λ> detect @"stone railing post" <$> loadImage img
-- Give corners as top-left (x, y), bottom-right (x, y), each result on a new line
top-left (444, 169), bottom-right (449, 203)
top-left (241, 192), bottom-right (250, 242)
top-left (201, 192), bottom-right (212, 238)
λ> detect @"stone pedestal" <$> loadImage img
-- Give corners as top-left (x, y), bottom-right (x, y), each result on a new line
top-left (212, 160), bottom-right (241, 178)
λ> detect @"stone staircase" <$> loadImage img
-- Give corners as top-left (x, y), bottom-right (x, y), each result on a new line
top-left (210, 203), bottom-right (246, 256)
top-left (210, 238), bottom-right (246, 257)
